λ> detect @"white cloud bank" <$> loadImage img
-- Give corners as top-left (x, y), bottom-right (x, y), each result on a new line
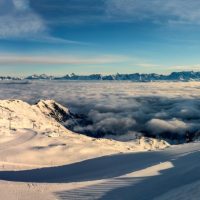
top-left (1, 81), bottom-right (200, 141)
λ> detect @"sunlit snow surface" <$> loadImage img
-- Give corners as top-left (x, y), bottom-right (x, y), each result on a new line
top-left (1, 81), bottom-right (200, 138)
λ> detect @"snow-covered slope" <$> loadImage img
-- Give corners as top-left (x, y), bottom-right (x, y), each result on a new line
top-left (0, 99), bottom-right (169, 166)
top-left (36, 99), bottom-right (73, 122)
top-left (0, 99), bottom-right (68, 137)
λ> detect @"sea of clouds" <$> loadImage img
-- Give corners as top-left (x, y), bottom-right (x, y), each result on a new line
top-left (1, 81), bottom-right (200, 141)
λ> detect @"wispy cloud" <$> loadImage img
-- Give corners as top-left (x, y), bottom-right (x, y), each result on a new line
top-left (2, 0), bottom-right (200, 40)
top-left (136, 63), bottom-right (161, 68)
top-left (168, 65), bottom-right (200, 72)
top-left (0, 0), bottom-right (87, 45)
top-left (24, 35), bottom-right (90, 45)
top-left (32, 0), bottom-right (200, 26)
top-left (13, 0), bottom-right (29, 10)
top-left (0, 0), bottom-right (46, 38)
top-left (105, 0), bottom-right (200, 25)
top-left (0, 54), bottom-right (130, 65)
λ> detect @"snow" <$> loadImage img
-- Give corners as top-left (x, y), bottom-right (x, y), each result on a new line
top-left (0, 99), bottom-right (169, 166)
top-left (0, 142), bottom-right (200, 199)
top-left (0, 98), bottom-right (199, 199)
top-left (155, 180), bottom-right (200, 200)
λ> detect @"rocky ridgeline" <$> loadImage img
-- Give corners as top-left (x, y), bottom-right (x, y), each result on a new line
top-left (1, 71), bottom-right (200, 82)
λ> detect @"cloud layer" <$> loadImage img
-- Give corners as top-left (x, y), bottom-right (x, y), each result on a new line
top-left (1, 81), bottom-right (200, 141)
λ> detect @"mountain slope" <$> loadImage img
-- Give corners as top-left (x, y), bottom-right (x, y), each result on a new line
top-left (2, 71), bottom-right (200, 82)
top-left (0, 99), bottom-right (169, 166)
top-left (23, 71), bottom-right (200, 81)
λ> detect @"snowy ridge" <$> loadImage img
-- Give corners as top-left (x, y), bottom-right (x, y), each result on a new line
top-left (1, 71), bottom-right (200, 82)
top-left (40, 71), bottom-right (200, 81)
top-left (36, 99), bottom-right (72, 122)
top-left (0, 99), bottom-right (169, 152)
top-left (0, 99), bottom-right (69, 137)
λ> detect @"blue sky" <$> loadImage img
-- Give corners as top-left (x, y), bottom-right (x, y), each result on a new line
top-left (1, 0), bottom-right (200, 76)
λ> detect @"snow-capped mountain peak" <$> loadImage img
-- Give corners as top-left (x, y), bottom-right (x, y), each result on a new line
top-left (36, 99), bottom-right (72, 122)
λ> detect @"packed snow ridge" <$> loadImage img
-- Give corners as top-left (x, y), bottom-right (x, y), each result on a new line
top-left (0, 99), bottom-right (169, 157)
top-left (1, 71), bottom-right (200, 82)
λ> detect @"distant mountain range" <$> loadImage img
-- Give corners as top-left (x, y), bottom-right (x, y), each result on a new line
top-left (1, 71), bottom-right (200, 82)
